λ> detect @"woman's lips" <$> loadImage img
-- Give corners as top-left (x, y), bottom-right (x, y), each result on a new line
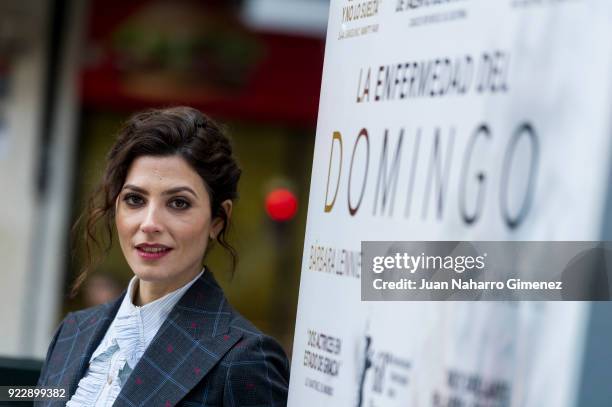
top-left (136, 247), bottom-right (173, 259)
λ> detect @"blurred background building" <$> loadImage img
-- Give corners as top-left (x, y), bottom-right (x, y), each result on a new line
top-left (0, 0), bottom-right (329, 362)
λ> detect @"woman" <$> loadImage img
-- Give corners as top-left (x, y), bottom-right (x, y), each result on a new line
top-left (36, 107), bottom-right (290, 406)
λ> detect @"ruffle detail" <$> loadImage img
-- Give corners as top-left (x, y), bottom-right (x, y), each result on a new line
top-left (66, 342), bottom-right (122, 406)
top-left (113, 308), bottom-right (146, 370)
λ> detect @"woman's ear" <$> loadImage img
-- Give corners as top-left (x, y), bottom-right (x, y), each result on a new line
top-left (210, 200), bottom-right (233, 240)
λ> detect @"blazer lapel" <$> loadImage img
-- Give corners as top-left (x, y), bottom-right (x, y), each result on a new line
top-left (113, 271), bottom-right (242, 407)
top-left (60, 294), bottom-right (124, 398)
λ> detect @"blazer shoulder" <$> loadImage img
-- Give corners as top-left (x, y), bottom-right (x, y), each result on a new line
top-left (225, 304), bottom-right (287, 346)
top-left (70, 303), bottom-right (106, 326)
top-left (221, 311), bottom-right (290, 406)
top-left (226, 309), bottom-right (288, 362)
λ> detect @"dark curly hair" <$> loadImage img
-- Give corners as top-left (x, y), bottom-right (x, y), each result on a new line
top-left (71, 106), bottom-right (241, 297)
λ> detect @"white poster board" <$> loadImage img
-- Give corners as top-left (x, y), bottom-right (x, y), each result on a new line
top-left (289, 1), bottom-right (612, 406)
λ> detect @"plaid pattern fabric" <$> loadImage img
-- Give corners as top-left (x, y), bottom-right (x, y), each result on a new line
top-left (35, 271), bottom-right (290, 406)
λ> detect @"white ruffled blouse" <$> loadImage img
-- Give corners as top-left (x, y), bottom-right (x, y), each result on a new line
top-left (66, 270), bottom-right (204, 407)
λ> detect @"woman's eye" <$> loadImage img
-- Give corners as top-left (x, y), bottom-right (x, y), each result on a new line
top-left (169, 198), bottom-right (191, 210)
top-left (123, 194), bottom-right (144, 207)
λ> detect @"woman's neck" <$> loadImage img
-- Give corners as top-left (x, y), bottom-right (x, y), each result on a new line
top-left (131, 268), bottom-right (202, 306)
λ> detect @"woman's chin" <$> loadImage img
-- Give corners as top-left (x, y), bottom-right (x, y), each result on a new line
top-left (131, 267), bottom-right (174, 283)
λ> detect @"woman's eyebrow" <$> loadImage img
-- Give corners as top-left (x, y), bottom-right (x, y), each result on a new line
top-left (122, 184), bottom-right (198, 198)
top-left (163, 186), bottom-right (198, 198)
top-left (123, 184), bottom-right (147, 194)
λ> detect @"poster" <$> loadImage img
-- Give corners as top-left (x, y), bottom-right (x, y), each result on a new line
top-left (289, 1), bottom-right (612, 406)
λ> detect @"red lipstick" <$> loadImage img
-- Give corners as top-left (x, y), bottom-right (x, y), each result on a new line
top-left (135, 243), bottom-right (173, 260)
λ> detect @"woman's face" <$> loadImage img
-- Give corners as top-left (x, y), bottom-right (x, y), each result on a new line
top-left (115, 155), bottom-right (223, 287)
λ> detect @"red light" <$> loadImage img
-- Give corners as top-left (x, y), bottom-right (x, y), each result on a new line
top-left (265, 188), bottom-right (298, 222)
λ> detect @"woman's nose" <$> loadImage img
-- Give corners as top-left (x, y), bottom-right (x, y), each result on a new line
top-left (140, 205), bottom-right (164, 234)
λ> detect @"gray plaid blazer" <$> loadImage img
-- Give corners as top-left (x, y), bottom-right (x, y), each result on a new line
top-left (36, 271), bottom-right (290, 406)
